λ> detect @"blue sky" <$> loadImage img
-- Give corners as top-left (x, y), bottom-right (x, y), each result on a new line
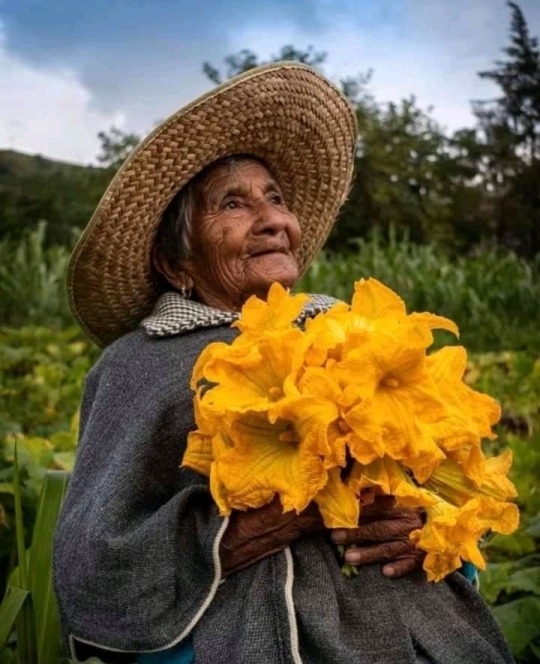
top-left (1, 0), bottom-right (539, 163)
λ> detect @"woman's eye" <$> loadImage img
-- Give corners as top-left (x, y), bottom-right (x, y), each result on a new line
top-left (224, 200), bottom-right (238, 210)
top-left (270, 193), bottom-right (284, 205)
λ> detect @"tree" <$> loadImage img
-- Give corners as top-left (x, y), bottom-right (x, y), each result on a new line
top-left (96, 126), bottom-right (140, 170)
top-left (472, 2), bottom-right (540, 254)
top-left (476, 2), bottom-right (540, 161)
top-left (334, 97), bottom-right (485, 251)
top-left (202, 45), bottom-right (327, 85)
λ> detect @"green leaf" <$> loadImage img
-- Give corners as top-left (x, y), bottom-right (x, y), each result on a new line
top-left (28, 470), bottom-right (70, 664)
top-left (480, 562), bottom-right (513, 604)
top-left (487, 530), bottom-right (536, 556)
top-left (12, 445), bottom-right (28, 590)
top-left (493, 596), bottom-right (540, 656)
top-left (0, 585), bottom-right (29, 649)
top-left (11, 445), bottom-right (37, 663)
top-left (507, 567), bottom-right (540, 596)
top-left (525, 515), bottom-right (540, 539)
top-left (0, 650), bottom-right (16, 664)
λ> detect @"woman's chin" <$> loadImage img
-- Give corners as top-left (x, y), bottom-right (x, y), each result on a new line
top-left (246, 255), bottom-right (299, 295)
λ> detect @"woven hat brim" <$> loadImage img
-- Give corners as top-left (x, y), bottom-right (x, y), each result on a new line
top-left (68, 62), bottom-right (357, 346)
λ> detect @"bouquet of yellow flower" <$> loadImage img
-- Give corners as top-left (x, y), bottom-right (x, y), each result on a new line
top-left (182, 279), bottom-right (519, 581)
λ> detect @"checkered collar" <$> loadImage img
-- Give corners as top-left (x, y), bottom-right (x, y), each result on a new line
top-left (141, 291), bottom-right (338, 338)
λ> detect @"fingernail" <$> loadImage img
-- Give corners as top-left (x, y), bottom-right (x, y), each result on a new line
top-left (331, 530), bottom-right (347, 543)
top-left (383, 566), bottom-right (395, 577)
top-left (345, 550), bottom-right (361, 563)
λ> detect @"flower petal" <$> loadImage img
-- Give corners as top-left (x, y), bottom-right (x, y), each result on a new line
top-left (351, 278), bottom-right (407, 319)
top-left (314, 468), bottom-right (360, 528)
top-left (182, 431), bottom-right (213, 476)
top-left (233, 282), bottom-right (309, 335)
top-left (211, 414), bottom-right (328, 514)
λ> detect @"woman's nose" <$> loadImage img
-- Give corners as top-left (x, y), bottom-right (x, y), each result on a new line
top-left (252, 200), bottom-right (288, 236)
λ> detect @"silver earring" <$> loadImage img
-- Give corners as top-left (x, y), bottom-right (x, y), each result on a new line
top-left (180, 285), bottom-right (192, 299)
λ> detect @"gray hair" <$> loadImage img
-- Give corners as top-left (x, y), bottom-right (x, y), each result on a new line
top-left (153, 154), bottom-right (271, 276)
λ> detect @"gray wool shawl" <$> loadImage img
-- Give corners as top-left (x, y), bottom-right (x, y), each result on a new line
top-left (53, 299), bottom-right (514, 664)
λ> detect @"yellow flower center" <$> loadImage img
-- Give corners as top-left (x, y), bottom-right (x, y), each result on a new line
top-left (279, 430), bottom-right (298, 445)
top-left (269, 386), bottom-right (282, 400)
top-left (381, 376), bottom-right (400, 388)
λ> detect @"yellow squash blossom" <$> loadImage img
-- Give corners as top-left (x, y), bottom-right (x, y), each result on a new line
top-left (314, 467), bottom-right (359, 528)
top-left (196, 329), bottom-right (309, 415)
top-left (411, 495), bottom-right (519, 582)
top-left (303, 301), bottom-right (369, 367)
top-left (182, 399), bottom-right (216, 476)
top-left (424, 452), bottom-right (517, 505)
top-left (233, 281), bottom-right (309, 336)
top-left (208, 412), bottom-right (329, 514)
top-left (334, 329), bottom-right (448, 481)
top-left (347, 456), bottom-right (438, 510)
top-left (426, 346), bottom-right (500, 484)
top-left (183, 278), bottom-right (519, 579)
top-left (350, 278), bottom-right (459, 341)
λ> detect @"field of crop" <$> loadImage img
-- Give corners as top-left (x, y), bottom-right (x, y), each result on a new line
top-left (0, 227), bottom-right (539, 661)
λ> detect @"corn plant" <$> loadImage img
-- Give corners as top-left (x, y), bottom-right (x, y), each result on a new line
top-left (298, 228), bottom-right (540, 353)
top-left (0, 448), bottom-right (69, 664)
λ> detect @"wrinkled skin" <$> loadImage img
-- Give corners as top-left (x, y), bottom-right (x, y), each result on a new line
top-left (158, 159), bottom-right (302, 312)
top-left (159, 157), bottom-right (425, 579)
top-left (330, 495), bottom-right (425, 578)
top-left (220, 494), bottom-right (424, 579)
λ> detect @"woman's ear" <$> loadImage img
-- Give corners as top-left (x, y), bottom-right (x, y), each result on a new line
top-left (152, 246), bottom-right (194, 293)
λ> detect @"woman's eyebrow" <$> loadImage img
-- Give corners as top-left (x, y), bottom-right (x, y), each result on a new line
top-left (208, 179), bottom-right (282, 205)
top-left (263, 179), bottom-right (282, 194)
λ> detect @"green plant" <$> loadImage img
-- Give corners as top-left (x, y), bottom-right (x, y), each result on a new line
top-left (0, 447), bottom-right (69, 663)
top-left (0, 223), bottom-right (74, 329)
top-left (469, 352), bottom-right (540, 663)
top-left (297, 229), bottom-right (540, 353)
top-left (0, 326), bottom-right (98, 597)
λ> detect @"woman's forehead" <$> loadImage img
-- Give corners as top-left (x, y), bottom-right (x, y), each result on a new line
top-left (200, 159), bottom-right (280, 203)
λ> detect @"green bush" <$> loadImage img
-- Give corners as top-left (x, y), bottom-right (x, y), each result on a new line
top-left (467, 352), bottom-right (540, 663)
top-left (0, 326), bottom-right (98, 595)
top-left (0, 223), bottom-right (74, 329)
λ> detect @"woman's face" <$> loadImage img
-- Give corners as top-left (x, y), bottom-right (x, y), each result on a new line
top-left (182, 159), bottom-right (302, 311)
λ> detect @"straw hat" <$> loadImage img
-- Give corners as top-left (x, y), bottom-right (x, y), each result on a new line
top-left (68, 62), bottom-right (358, 347)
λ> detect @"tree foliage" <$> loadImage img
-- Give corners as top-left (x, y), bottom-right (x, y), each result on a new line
top-left (0, 4), bottom-right (538, 257)
top-left (0, 150), bottom-right (109, 245)
top-left (202, 44), bottom-right (327, 85)
top-left (96, 126), bottom-right (140, 169)
top-left (471, 1), bottom-right (540, 255)
top-left (476, 1), bottom-right (540, 161)
top-left (200, 3), bottom-right (538, 256)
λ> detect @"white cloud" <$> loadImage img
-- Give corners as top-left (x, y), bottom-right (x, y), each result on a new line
top-left (2, 0), bottom-right (538, 163)
top-left (0, 22), bottom-right (125, 163)
top-left (229, 0), bottom-right (527, 134)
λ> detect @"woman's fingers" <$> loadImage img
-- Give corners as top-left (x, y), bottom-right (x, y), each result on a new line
top-left (331, 508), bottom-right (423, 544)
top-left (381, 549), bottom-right (425, 578)
top-left (343, 539), bottom-right (414, 565)
top-left (331, 504), bottom-right (426, 578)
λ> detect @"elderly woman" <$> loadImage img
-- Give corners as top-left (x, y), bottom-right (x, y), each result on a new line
top-left (54, 64), bottom-right (512, 664)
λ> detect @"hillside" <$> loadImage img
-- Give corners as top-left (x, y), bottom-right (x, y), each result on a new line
top-left (0, 149), bottom-right (111, 245)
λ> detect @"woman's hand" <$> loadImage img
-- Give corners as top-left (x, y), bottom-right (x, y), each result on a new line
top-left (330, 495), bottom-right (425, 579)
top-left (220, 497), bottom-right (325, 576)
